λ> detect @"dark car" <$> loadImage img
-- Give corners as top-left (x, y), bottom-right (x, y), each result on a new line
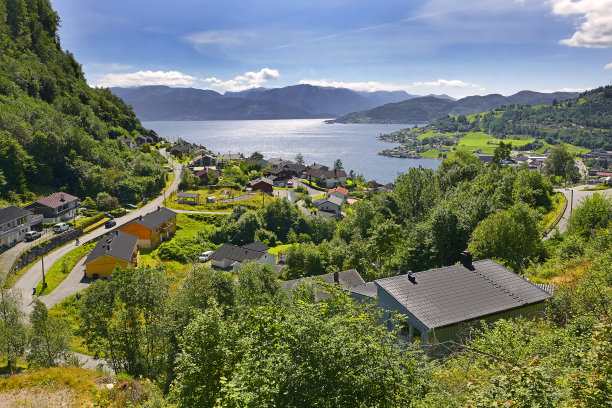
top-left (104, 219), bottom-right (116, 228)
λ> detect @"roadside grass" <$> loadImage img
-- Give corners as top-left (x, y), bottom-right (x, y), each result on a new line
top-left (581, 185), bottom-right (611, 191)
top-left (537, 193), bottom-right (566, 232)
top-left (35, 242), bottom-right (95, 295)
top-left (312, 194), bottom-right (326, 199)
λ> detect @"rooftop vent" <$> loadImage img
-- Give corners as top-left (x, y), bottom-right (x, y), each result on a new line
top-left (333, 271), bottom-right (339, 285)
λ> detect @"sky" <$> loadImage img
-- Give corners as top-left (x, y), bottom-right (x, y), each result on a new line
top-left (50, 0), bottom-right (612, 98)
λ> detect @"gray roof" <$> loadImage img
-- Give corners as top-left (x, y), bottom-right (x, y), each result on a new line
top-left (0, 206), bottom-right (32, 225)
top-left (242, 241), bottom-right (269, 252)
top-left (314, 195), bottom-right (343, 208)
top-left (375, 259), bottom-right (551, 330)
top-left (349, 282), bottom-right (378, 298)
top-left (314, 210), bottom-right (336, 219)
top-left (282, 269), bottom-right (365, 302)
top-left (125, 207), bottom-right (177, 230)
top-left (85, 231), bottom-right (138, 264)
top-left (177, 192), bottom-right (199, 198)
top-left (210, 243), bottom-right (267, 263)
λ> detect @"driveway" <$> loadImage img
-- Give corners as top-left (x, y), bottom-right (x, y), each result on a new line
top-left (13, 149), bottom-right (184, 312)
top-left (297, 178), bottom-right (325, 197)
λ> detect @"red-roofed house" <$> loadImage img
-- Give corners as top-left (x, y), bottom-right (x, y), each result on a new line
top-left (328, 186), bottom-right (349, 203)
top-left (25, 192), bottom-right (79, 223)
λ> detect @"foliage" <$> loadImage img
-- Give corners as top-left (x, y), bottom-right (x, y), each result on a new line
top-left (469, 203), bottom-right (543, 271)
top-left (567, 193), bottom-right (612, 238)
top-left (27, 299), bottom-right (74, 368)
top-left (543, 145), bottom-right (580, 183)
top-left (0, 289), bottom-right (27, 372)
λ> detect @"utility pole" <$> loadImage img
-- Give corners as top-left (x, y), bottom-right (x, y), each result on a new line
top-left (41, 255), bottom-right (46, 291)
top-left (570, 189), bottom-right (574, 214)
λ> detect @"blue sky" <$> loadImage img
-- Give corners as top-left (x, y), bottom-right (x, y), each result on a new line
top-left (50, 0), bottom-right (612, 98)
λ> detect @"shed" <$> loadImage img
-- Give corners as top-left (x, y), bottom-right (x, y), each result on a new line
top-left (177, 192), bottom-right (199, 205)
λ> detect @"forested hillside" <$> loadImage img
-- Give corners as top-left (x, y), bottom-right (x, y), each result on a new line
top-left (0, 0), bottom-right (166, 205)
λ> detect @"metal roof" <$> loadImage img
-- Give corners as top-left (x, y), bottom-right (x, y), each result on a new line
top-left (85, 231), bottom-right (138, 264)
top-left (375, 259), bottom-right (551, 330)
top-left (210, 243), bottom-right (267, 263)
top-left (124, 207), bottom-right (177, 230)
top-left (0, 206), bottom-right (32, 225)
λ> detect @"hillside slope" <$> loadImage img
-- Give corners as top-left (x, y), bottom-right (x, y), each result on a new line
top-left (0, 0), bottom-right (166, 204)
top-left (330, 91), bottom-right (581, 124)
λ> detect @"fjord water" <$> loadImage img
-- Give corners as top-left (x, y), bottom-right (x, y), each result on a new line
top-left (143, 119), bottom-right (440, 184)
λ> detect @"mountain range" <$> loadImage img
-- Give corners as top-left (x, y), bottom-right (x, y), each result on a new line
top-left (330, 90), bottom-right (581, 124)
top-left (110, 85), bottom-right (452, 121)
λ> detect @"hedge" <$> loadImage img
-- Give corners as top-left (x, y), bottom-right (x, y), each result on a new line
top-left (76, 212), bottom-right (105, 229)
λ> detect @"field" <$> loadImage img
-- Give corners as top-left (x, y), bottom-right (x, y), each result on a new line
top-left (456, 132), bottom-right (534, 154)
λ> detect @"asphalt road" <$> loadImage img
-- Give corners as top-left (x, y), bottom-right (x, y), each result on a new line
top-left (0, 229), bottom-right (54, 283)
top-left (13, 149), bottom-right (183, 313)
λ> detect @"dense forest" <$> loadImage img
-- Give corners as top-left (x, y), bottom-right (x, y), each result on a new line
top-left (431, 86), bottom-right (612, 149)
top-left (0, 0), bottom-right (166, 205)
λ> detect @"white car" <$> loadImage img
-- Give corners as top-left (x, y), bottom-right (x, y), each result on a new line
top-left (198, 250), bottom-right (214, 262)
top-left (53, 223), bottom-right (69, 233)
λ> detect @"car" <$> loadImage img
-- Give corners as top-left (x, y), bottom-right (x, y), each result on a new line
top-left (53, 223), bottom-right (69, 233)
top-left (198, 250), bottom-right (214, 262)
top-left (287, 180), bottom-right (294, 188)
top-left (104, 219), bottom-right (116, 228)
top-left (24, 231), bottom-right (41, 241)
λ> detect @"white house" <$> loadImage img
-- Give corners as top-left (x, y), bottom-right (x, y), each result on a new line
top-left (0, 206), bottom-right (35, 247)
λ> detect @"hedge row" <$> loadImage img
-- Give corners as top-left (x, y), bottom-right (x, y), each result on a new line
top-left (76, 212), bottom-right (105, 229)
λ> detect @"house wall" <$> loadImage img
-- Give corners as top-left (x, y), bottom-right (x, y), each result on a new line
top-left (316, 202), bottom-right (341, 215)
top-left (325, 177), bottom-right (347, 188)
top-left (259, 253), bottom-right (277, 266)
top-left (376, 286), bottom-right (431, 345)
top-left (119, 222), bottom-right (152, 248)
top-left (212, 258), bottom-right (232, 268)
top-left (0, 215), bottom-right (31, 246)
top-left (329, 191), bottom-right (347, 203)
top-left (85, 255), bottom-right (129, 278)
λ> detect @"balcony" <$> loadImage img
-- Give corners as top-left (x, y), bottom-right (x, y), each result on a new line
top-left (0, 224), bottom-right (25, 239)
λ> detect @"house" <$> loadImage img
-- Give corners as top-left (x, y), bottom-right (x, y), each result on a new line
top-left (373, 253), bottom-right (551, 349)
top-left (281, 269), bottom-right (366, 302)
top-left (122, 138), bottom-right (135, 150)
top-left (170, 144), bottom-right (192, 157)
top-left (249, 177), bottom-right (274, 194)
top-left (135, 135), bottom-right (153, 146)
top-left (217, 153), bottom-right (243, 162)
top-left (142, 129), bottom-right (162, 144)
top-left (245, 157), bottom-right (268, 168)
top-left (304, 169), bottom-right (347, 188)
top-left (191, 154), bottom-right (217, 167)
top-left (209, 242), bottom-right (276, 270)
top-left (313, 195), bottom-right (343, 217)
top-left (306, 163), bottom-right (329, 172)
top-left (119, 206), bottom-right (177, 248)
top-left (194, 168), bottom-right (219, 182)
top-left (25, 192), bottom-right (79, 223)
top-left (0, 206), bottom-right (38, 248)
top-left (327, 186), bottom-right (349, 203)
top-left (84, 231), bottom-right (139, 278)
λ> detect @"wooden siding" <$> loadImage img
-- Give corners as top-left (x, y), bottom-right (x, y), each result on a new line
top-left (85, 254), bottom-right (128, 278)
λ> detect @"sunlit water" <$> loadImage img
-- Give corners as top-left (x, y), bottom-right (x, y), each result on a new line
top-left (143, 119), bottom-right (440, 184)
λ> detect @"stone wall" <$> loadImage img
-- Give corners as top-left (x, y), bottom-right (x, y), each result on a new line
top-left (7, 228), bottom-right (83, 280)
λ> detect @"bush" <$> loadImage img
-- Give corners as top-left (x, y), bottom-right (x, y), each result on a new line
top-left (76, 212), bottom-right (104, 229)
top-left (157, 237), bottom-right (213, 263)
top-left (81, 197), bottom-right (96, 209)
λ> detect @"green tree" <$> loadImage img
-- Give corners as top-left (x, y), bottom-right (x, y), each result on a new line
top-left (468, 203), bottom-right (543, 271)
top-left (0, 289), bottom-right (27, 372)
top-left (492, 141), bottom-right (513, 165)
top-left (333, 158), bottom-right (344, 171)
top-left (27, 299), bottom-right (73, 368)
top-left (295, 152), bottom-right (304, 165)
top-left (543, 145), bottom-right (579, 183)
top-left (568, 193), bottom-right (612, 238)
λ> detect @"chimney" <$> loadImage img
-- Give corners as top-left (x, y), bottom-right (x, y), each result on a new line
top-left (139, 215), bottom-right (143, 221)
top-left (333, 271), bottom-right (339, 285)
top-left (59, 193), bottom-right (65, 202)
top-left (460, 250), bottom-right (473, 268)
top-left (407, 270), bottom-right (416, 284)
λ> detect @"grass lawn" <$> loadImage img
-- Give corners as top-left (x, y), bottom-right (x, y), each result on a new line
top-left (537, 193), bottom-right (566, 232)
top-left (268, 244), bottom-right (295, 255)
top-left (416, 130), bottom-right (450, 140)
top-left (456, 132), bottom-right (535, 154)
top-left (36, 242), bottom-right (96, 295)
top-left (419, 150), bottom-right (445, 158)
top-left (165, 187), bottom-right (273, 212)
top-left (535, 141), bottom-right (590, 155)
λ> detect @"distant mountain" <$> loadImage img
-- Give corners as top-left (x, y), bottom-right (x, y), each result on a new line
top-left (330, 91), bottom-right (581, 124)
top-left (112, 84), bottom-right (414, 120)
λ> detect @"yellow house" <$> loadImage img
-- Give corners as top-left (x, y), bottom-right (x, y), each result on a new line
top-left (84, 231), bottom-right (139, 278)
top-left (119, 206), bottom-right (177, 249)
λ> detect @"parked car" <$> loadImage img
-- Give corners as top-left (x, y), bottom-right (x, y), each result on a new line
top-left (105, 219), bottom-right (116, 228)
top-left (53, 223), bottom-right (69, 233)
top-left (24, 231), bottom-right (41, 241)
top-left (287, 180), bottom-right (294, 188)
top-left (198, 250), bottom-right (214, 262)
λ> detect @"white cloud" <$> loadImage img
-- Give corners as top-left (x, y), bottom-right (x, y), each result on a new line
top-left (550, 0), bottom-right (612, 48)
top-left (298, 79), bottom-right (408, 92)
top-left (412, 78), bottom-right (478, 88)
top-left (87, 62), bottom-right (134, 71)
top-left (605, 62), bottom-right (612, 70)
top-left (202, 68), bottom-right (279, 92)
top-left (537, 87), bottom-right (588, 93)
top-left (183, 30), bottom-right (255, 47)
top-left (95, 70), bottom-right (198, 87)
